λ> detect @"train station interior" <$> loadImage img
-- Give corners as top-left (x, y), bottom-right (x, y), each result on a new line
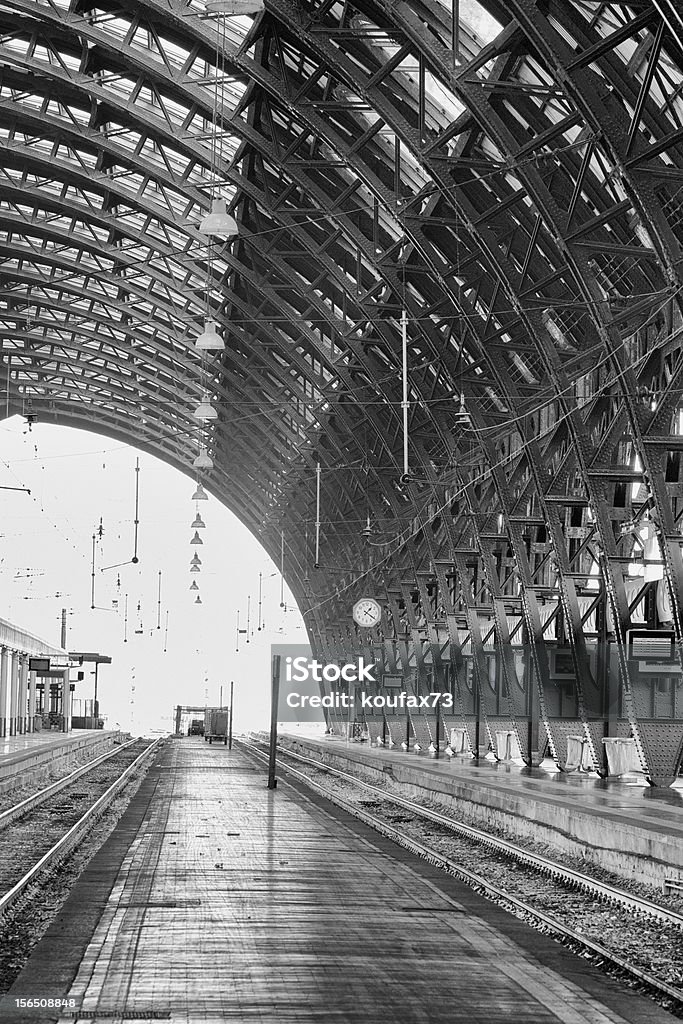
top-left (0, 0), bottom-right (681, 1021)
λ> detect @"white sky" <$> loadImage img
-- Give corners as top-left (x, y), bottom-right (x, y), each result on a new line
top-left (0, 416), bottom-right (307, 734)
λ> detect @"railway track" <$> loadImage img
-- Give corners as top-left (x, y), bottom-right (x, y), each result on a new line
top-left (0, 738), bottom-right (139, 832)
top-left (0, 738), bottom-right (161, 924)
top-left (241, 737), bottom-right (683, 1014)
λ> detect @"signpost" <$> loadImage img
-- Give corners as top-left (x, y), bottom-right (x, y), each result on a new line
top-left (28, 657), bottom-right (50, 673)
top-left (268, 656), bottom-right (280, 789)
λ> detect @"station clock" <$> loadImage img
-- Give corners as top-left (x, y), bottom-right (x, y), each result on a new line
top-left (352, 597), bottom-right (382, 628)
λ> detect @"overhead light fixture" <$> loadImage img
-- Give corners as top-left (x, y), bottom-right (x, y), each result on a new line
top-left (190, 565), bottom-right (201, 573)
top-left (333, 84), bottom-right (355, 103)
top-left (193, 450), bottom-right (214, 470)
top-left (193, 394), bottom-right (217, 421)
top-left (191, 553), bottom-right (202, 566)
top-left (453, 392), bottom-right (471, 427)
top-left (192, 513), bottom-right (206, 529)
top-left (190, 581), bottom-right (199, 591)
top-left (195, 319), bottom-right (224, 351)
top-left (205, 0), bottom-right (264, 13)
top-left (195, 595), bottom-right (203, 604)
top-left (192, 483), bottom-right (209, 501)
top-left (190, 531), bottom-right (204, 545)
top-left (199, 198), bottom-right (239, 237)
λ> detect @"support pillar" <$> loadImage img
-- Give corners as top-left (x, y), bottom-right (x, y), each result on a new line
top-left (62, 669), bottom-right (71, 732)
top-left (28, 669), bottom-right (37, 732)
top-left (9, 652), bottom-right (19, 737)
top-left (94, 661), bottom-right (100, 721)
top-left (18, 655), bottom-right (28, 734)
top-left (0, 647), bottom-right (8, 738)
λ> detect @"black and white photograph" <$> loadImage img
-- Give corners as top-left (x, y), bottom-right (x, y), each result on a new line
top-left (0, 0), bottom-right (680, 1021)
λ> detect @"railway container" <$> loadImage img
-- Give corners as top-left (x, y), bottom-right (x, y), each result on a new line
top-left (204, 708), bottom-right (229, 745)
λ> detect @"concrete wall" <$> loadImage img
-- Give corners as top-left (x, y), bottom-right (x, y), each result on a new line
top-left (0, 731), bottom-right (124, 797)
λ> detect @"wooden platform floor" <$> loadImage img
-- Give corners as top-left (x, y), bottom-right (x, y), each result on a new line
top-left (4, 740), bottom-right (674, 1023)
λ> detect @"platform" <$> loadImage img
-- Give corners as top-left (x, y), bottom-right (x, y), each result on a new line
top-left (0, 730), bottom-right (123, 795)
top-left (3, 739), bottom-right (674, 1023)
top-left (277, 735), bottom-right (683, 889)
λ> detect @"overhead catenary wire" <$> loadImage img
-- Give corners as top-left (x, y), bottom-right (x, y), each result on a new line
top-left (101, 457), bottom-right (142, 570)
top-left (279, 531), bottom-right (285, 608)
top-left (157, 570), bottom-right (162, 630)
top-left (0, 453), bottom-right (88, 566)
top-left (299, 329), bottom-right (683, 617)
top-left (400, 237), bottom-right (410, 483)
top-left (9, 217), bottom-right (671, 436)
top-left (9, 121), bottom-right (652, 340)
top-left (2, 0), bottom-right (650, 333)
top-left (90, 533), bottom-right (96, 610)
top-left (314, 462), bottom-right (321, 568)
top-left (20, 284), bottom-right (674, 461)
top-left (119, 134), bottom-right (609, 263)
top-left (262, 286), bottom-right (683, 521)
top-left (0, 20), bottom-right (676, 658)
top-left (1, 32), bottom-right (675, 453)
top-left (191, 283), bottom-right (681, 444)
top-left (132, 457), bottom-right (140, 564)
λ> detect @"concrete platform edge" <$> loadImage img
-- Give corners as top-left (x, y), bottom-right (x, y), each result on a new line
top-left (278, 736), bottom-right (683, 887)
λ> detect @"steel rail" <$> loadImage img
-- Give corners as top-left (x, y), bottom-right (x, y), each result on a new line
top-left (250, 739), bottom-right (683, 928)
top-left (239, 739), bottom-right (683, 1008)
top-left (0, 737), bottom-right (138, 832)
top-left (0, 738), bottom-right (161, 923)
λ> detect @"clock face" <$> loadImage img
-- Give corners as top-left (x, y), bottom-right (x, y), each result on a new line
top-left (353, 598), bottom-right (382, 628)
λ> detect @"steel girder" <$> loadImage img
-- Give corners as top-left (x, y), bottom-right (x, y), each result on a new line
top-left (1, 0), bottom-right (682, 781)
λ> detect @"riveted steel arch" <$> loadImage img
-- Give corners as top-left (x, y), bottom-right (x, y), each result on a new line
top-left (1, 0), bottom-right (683, 782)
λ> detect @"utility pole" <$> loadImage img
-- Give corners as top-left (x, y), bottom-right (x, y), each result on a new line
top-left (228, 680), bottom-right (234, 751)
top-left (268, 657), bottom-right (280, 788)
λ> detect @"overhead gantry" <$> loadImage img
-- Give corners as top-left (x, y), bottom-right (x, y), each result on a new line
top-left (1, 0), bottom-right (682, 781)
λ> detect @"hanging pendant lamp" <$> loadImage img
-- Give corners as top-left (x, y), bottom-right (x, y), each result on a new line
top-left (192, 483), bottom-right (209, 501)
top-left (190, 581), bottom-right (199, 591)
top-left (190, 565), bottom-right (201, 573)
top-left (195, 320), bottom-right (224, 352)
top-left (193, 394), bottom-right (217, 421)
top-left (195, 595), bottom-right (203, 604)
top-left (205, 0), bottom-right (264, 14)
top-left (453, 392), bottom-right (471, 427)
top-left (193, 450), bottom-right (214, 470)
top-left (192, 513), bottom-right (206, 529)
top-left (198, 198), bottom-right (239, 237)
top-left (190, 531), bottom-right (204, 546)
top-left (191, 553), bottom-right (202, 566)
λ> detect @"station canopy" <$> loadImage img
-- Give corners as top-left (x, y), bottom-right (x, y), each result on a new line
top-left (1, 0), bottom-right (683, 668)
